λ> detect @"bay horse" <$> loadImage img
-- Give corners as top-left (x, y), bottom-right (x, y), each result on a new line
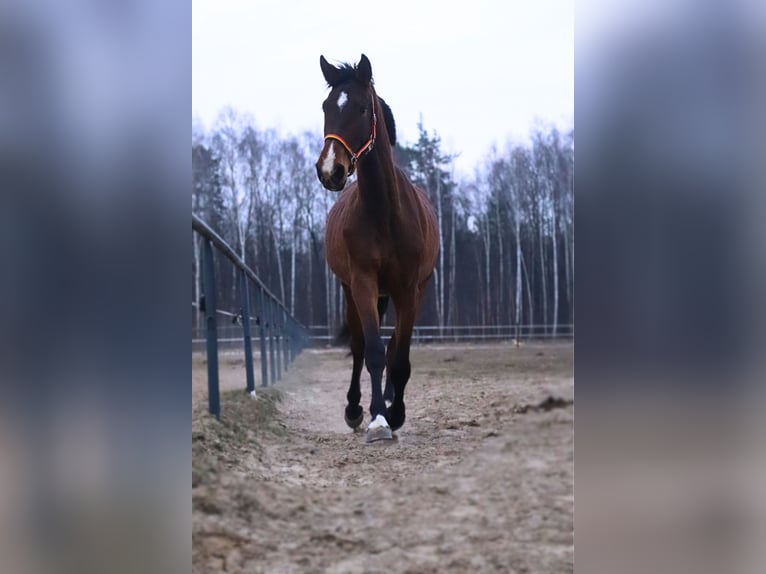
top-left (315, 54), bottom-right (439, 442)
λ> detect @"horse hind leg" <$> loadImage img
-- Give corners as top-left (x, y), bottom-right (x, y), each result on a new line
top-left (386, 350), bottom-right (411, 432)
top-left (383, 331), bottom-right (396, 404)
top-left (386, 293), bottom-right (420, 432)
top-left (377, 295), bottom-right (397, 404)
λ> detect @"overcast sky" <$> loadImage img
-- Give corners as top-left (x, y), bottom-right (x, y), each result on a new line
top-left (192, 0), bottom-right (573, 176)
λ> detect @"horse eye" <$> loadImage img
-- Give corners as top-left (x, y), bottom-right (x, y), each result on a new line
top-left (360, 106), bottom-right (367, 115)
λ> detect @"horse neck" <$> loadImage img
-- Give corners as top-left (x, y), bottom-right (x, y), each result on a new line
top-left (356, 97), bottom-right (400, 222)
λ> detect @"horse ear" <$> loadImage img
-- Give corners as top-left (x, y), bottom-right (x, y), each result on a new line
top-left (320, 55), bottom-right (341, 87)
top-left (356, 54), bottom-right (372, 85)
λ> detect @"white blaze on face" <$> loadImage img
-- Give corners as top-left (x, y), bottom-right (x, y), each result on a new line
top-left (321, 143), bottom-right (336, 177)
top-left (337, 91), bottom-right (348, 111)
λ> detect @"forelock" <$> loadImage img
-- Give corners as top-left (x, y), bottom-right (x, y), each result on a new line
top-left (325, 62), bottom-right (374, 88)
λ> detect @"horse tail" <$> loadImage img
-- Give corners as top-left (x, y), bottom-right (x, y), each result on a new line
top-left (334, 295), bottom-right (390, 348)
top-left (334, 322), bottom-right (352, 347)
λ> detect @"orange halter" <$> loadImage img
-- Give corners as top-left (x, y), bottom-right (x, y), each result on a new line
top-left (324, 92), bottom-right (377, 175)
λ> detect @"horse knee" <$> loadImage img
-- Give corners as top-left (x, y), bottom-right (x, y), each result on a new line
top-left (364, 339), bottom-right (386, 373)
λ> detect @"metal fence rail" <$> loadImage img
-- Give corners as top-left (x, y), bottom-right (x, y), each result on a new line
top-left (307, 323), bottom-right (573, 345)
top-left (193, 213), bottom-right (309, 419)
top-left (193, 323), bottom-right (574, 350)
top-left (308, 324), bottom-right (574, 342)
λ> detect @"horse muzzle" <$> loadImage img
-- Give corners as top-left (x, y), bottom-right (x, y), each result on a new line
top-left (315, 162), bottom-right (347, 191)
top-left (316, 140), bottom-right (352, 192)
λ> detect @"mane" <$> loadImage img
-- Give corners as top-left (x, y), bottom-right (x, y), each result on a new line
top-left (377, 97), bottom-right (397, 147)
top-left (326, 61), bottom-right (397, 147)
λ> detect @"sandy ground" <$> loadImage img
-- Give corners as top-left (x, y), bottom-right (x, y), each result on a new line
top-left (192, 342), bottom-right (573, 573)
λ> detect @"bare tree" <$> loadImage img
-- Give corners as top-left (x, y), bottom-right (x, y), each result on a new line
top-left (436, 176), bottom-right (445, 331)
top-left (193, 117), bottom-right (573, 336)
top-left (448, 179), bottom-right (458, 328)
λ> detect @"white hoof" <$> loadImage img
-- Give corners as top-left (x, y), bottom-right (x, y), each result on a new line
top-left (368, 414), bottom-right (389, 430)
top-left (366, 414), bottom-right (393, 442)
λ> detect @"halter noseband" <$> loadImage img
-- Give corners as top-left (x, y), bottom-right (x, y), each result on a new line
top-left (324, 92), bottom-right (377, 176)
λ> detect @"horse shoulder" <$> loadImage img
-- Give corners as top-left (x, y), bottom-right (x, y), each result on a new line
top-left (405, 182), bottom-right (438, 240)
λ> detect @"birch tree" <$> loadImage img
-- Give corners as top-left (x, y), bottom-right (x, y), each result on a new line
top-left (192, 118), bottom-right (573, 336)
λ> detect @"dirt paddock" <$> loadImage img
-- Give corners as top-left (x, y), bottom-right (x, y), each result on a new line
top-left (193, 342), bottom-right (573, 573)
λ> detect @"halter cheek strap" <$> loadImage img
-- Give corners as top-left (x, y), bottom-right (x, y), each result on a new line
top-left (324, 93), bottom-right (377, 176)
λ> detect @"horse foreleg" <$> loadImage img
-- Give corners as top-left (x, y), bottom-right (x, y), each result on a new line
top-left (350, 275), bottom-right (391, 442)
top-left (343, 284), bottom-right (364, 429)
top-left (345, 342), bottom-right (365, 428)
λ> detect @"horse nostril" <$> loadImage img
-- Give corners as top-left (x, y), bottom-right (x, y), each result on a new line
top-left (332, 165), bottom-right (345, 182)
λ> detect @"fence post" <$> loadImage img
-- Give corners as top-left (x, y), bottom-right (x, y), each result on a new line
top-left (240, 270), bottom-right (256, 396)
top-left (282, 308), bottom-right (289, 373)
top-left (268, 297), bottom-right (277, 385)
top-left (257, 286), bottom-right (269, 387)
top-left (285, 315), bottom-right (292, 365)
top-left (193, 214), bottom-right (310, 418)
top-left (273, 299), bottom-right (282, 381)
top-left (202, 238), bottom-right (220, 419)
top-left (276, 304), bottom-right (284, 373)
top-left (286, 318), bottom-right (293, 364)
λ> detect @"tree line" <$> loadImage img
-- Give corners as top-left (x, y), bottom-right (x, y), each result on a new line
top-left (193, 108), bottom-right (573, 335)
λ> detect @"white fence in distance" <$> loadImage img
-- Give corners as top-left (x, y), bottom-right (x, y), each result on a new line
top-left (308, 324), bottom-right (574, 344)
top-left (193, 323), bottom-right (573, 351)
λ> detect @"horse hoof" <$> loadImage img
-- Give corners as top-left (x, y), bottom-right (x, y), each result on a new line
top-left (365, 414), bottom-right (393, 443)
top-left (386, 402), bottom-right (406, 432)
top-left (366, 426), bottom-right (393, 442)
top-left (344, 410), bottom-right (364, 429)
top-left (344, 403), bottom-right (363, 429)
